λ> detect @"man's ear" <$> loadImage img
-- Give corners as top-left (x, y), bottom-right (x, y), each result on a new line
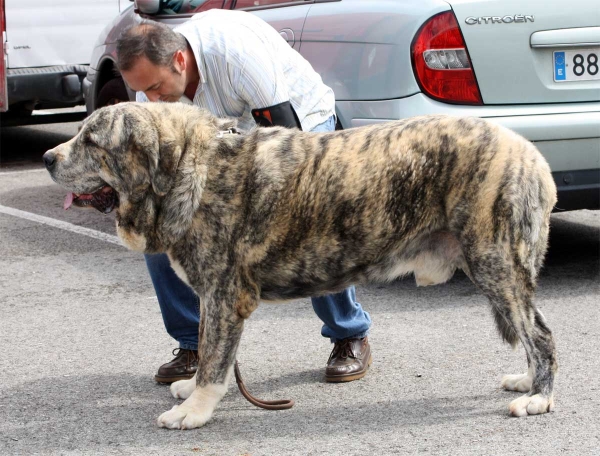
top-left (173, 49), bottom-right (186, 74)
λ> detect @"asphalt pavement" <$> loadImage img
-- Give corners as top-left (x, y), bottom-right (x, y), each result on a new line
top-left (1, 120), bottom-right (599, 455)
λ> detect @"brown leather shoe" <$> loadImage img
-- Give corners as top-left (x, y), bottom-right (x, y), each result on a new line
top-left (154, 348), bottom-right (198, 384)
top-left (325, 336), bottom-right (372, 382)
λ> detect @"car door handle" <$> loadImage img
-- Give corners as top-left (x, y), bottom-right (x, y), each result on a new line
top-left (531, 26), bottom-right (600, 48)
top-left (279, 28), bottom-right (295, 47)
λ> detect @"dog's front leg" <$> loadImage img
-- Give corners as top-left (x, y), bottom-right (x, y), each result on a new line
top-left (156, 283), bottom-right (257, 430)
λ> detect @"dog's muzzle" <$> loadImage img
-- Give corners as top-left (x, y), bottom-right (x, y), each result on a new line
top-left (43, 151), bottom-right (119, 214)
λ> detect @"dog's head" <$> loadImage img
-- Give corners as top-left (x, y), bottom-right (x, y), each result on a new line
top-left (44, 102), bottom-right (236, 252)
top-left (44, 102), bottom-right (184, 209)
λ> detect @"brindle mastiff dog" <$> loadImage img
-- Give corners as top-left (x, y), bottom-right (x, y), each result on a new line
top-left (43, 102), bottom-right (558, 429)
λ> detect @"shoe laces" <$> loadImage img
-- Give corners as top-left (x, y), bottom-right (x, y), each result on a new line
top-left (171, 348), bottom-right (198, 368)
top-left (328, 338), bottom-right (357, 363)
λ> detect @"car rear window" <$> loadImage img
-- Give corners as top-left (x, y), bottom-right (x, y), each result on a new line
top-left (157, 0), bottom-right (226, 14)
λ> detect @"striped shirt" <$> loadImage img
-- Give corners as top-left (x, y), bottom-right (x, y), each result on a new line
top-left (136, 9), bottom-right (335, 131)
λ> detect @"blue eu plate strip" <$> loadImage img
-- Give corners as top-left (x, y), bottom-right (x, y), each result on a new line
top-left (554, 52), bottom-right (566, 81)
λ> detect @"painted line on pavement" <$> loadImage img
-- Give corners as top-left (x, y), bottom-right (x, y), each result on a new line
top-left (0, 168), bottom-right (48, 176)
top-left (0, 204), bottom-right (123, 247)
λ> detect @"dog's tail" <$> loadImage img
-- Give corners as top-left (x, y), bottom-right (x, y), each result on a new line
top-left (492, 306), bottom-right (520, 347)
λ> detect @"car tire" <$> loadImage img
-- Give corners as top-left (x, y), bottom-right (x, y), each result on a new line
top-left (96, 77), bottom-right (129, 109)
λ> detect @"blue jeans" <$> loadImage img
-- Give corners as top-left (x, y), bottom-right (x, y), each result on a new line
top-left (145, 115), bottom-right (371, 348)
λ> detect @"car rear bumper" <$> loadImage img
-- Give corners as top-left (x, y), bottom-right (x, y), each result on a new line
top-left (6, 65), bottom-right (89, 110)
top-left (552, 168), bottom-right (599, 211)
top-left (336, 94), bottom-right (600, 210)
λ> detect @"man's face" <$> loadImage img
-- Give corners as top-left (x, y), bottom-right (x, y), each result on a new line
top-left (121, 54), bottom-right (186, 103)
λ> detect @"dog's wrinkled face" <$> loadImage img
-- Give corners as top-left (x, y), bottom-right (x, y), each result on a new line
top-left (44, 103), bottom-right (180, 214)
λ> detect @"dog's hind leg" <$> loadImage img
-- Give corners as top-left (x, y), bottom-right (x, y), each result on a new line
top-left (157, 280), bottom-right (258, 430)
top-left (463, 238), bottom-right (557, 417)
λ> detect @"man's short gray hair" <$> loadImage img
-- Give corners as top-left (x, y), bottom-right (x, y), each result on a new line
top-left (116, 21), bottom-right (188, 72)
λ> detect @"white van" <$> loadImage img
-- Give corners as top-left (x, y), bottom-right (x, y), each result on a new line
top-left (0, 0), bottom-right (130, 124)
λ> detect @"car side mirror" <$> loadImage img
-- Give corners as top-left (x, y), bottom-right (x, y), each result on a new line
top-left (134, 0), bottom-right (161, 14)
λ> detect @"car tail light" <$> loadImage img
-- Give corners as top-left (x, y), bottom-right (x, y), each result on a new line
top-left (412, 11), bottom-right (482, 105)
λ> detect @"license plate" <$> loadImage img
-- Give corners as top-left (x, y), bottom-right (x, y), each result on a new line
top-left (554, 48), bottom-right (600, 82)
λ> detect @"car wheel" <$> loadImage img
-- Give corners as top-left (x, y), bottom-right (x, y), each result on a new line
top-left (96, 77), bottom-right (129, 109)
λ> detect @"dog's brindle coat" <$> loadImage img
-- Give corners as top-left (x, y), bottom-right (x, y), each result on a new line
top-left (45, 102), bottom-right (558, 429)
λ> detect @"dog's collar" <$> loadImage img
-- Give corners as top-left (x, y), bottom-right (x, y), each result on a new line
top-left (216, 127), bottom-right (240, 138)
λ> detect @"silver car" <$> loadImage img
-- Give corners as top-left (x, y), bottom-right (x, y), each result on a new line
top-left (83, 0), bottom-right (600, 211)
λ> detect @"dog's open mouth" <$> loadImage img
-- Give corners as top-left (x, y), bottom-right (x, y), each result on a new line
top-left (64, 186), bottom-right (119, 214)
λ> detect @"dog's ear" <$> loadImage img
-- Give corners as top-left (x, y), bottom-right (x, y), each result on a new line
top-left (148, 139), bottom-right (182, 196)
top-left (126, 106), bottom-right (182, 196)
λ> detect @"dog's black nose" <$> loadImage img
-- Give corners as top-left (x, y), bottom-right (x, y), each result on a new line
top-left (43, 152), bottom-right (56, 170)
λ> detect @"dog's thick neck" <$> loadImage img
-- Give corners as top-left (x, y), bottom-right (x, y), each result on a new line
top-left (113, 104), bottom-right (244, 254)
top-left (115, 194), bottom-right (163, 252)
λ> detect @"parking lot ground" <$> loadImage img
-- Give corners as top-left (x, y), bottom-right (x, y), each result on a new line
top-left (1, 122), bottom-right (599, 455)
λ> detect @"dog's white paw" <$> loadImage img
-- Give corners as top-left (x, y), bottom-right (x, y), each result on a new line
top-left (501, 372), bottom-right (532, 392)
top-left (509, 393), bottom-right (554, 417)
top-left (157, 403), bottom-right (212, 430)
top-left (170, 375), bottom-right (197, 399)
top-left (157, 373), bottom-right (231, 430)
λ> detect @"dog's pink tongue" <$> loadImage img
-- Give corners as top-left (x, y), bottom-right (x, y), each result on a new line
top-left (63, 192), bottom-right (74, 210)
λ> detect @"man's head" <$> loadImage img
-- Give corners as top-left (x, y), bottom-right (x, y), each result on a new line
top-left (117, 21), bottom-right (191, 102)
